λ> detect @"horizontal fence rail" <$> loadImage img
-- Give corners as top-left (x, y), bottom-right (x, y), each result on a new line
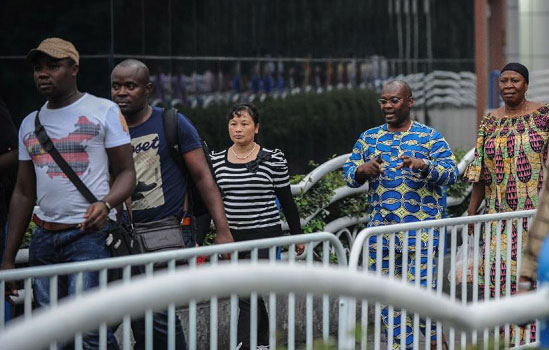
top-left (348, 209), bottom-right (537, 350)
top-left (0, 232), bottom-right (346, 350)
top-left (1, 263), bottom-right (547, 350)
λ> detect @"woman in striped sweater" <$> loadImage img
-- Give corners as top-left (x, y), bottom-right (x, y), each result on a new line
top-left (211, 103), bottom-right (304, 350)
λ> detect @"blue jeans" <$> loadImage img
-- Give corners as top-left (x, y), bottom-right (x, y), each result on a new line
top-left (29, 222), bottom-right (119, 350)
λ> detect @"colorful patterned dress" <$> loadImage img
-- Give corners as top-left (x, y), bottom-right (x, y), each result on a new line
top-left (464, 105), bottom-right (549, 341)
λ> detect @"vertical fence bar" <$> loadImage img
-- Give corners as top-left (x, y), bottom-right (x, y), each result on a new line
top-left (413, 229), bottom-right (421, 350)
top-left (230, 250), bottom-right (239, 350)
top-left (472, 222), bottom-right (480, 347)
top-left (145, 262), bottom-right (154, 350)
top-left (374, 234), bottom-right (382, 350)
top-left (449, 226), bottom-right (457, 350)
top-left (75, 272), bottom-right (84, 350)
top-left (401, 230), bottom-right (409, 350)
top-left (269, 246), bottom-right (277, 350)
top-left (210, 254), bottom-right (218, 350)
top-left (516, 217), bottom-right (524, 346)
top-left (123, 265), bottom-right (132, 350)
top-left (24, 277), bottom-right (32, 320)
top-left (306, 242), bottom-right (314, 350)
top-left (188, 257), bottom-right (197, 350)
top-left (388, 233), bottom-right (396, 350)
top-left (288, 243), bottom-right (296, 350)
top-left (526, 216), bottom-right (534, 345)
top-left (49, 275), bottom-right (58, 350)
top-left (436, 225), bottom-right (446, 350)
top-left (250, 248), bottom-right (258, 350)
top-left (322, 241), bottom-right (330, 343)
top-left (460, 224), bottom-right (468, 350)
top-left (426, 228), bottom-right (434, 350)
top-left (360, 241), bottom-right (368, 350)
top-left (483, 221), bottom-right (491, 350)
top-left (99, 269), bottom-right (108, 350)
top-left (504, 219), bottom-right (512, 349)
top-left (494, 220), bottom-right (502, 350)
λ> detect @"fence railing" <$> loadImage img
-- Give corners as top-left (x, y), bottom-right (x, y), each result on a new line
top-left (347, 209), bottom-right (537, 350)
top-left (0, 232), bottom-right (347, 350)
top-left (1, 263), bottom-right (547, 350)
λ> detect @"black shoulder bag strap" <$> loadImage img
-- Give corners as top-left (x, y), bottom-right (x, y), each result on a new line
top-left (34, 110), bottom-right (98, 204)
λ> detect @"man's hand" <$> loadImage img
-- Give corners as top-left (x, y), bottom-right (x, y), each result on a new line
top-left (396, 156), bottom-right (428, 171)
top-left (1, 261), bottom-right (19, 304)
top-left (214, 230), bottom-right (234, 260)
top-left (82, 202), bottom-right (109, 232)
top-left (357, 157), bottom-right (384, 177)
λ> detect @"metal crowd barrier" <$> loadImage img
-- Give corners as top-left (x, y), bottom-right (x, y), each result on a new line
top-left (0, 232), bottom-right (347, 350)
top-left (2, 263), bottom-right (548, 350)
top-left (347, 209), bottom-right (537, 350)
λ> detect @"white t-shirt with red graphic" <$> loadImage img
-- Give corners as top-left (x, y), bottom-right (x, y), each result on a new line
top-left (18, 93), bottom-right (131, 224)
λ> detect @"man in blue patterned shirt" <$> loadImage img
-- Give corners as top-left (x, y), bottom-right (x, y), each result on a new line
top-left (344, 80), bottom-right (456, 350)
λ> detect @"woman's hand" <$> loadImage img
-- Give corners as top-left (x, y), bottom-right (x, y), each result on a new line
top-left (295, 243), bottom-right (305, 256)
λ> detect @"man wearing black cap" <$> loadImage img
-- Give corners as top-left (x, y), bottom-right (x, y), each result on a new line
top-left (1, 38), bottom-right (136, 349)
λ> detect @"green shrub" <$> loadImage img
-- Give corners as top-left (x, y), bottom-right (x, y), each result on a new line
top-left (290, 149), bottom-right (470, 235)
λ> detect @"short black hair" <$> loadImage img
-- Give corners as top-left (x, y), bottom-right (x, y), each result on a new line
top-left (227, 103), bottom-right (260, 125)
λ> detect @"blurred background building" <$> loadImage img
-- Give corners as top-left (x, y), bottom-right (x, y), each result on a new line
top-left (0, 0), bottom-right (474, 121)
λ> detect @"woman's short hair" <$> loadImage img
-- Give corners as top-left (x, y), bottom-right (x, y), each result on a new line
top-left (227, 103), bottom-right (259, 125)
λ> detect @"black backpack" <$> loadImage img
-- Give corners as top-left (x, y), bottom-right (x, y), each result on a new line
top-left (162, 108), bottom-right (220, 218)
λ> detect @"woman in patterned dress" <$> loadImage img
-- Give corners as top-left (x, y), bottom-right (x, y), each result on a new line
top-left (465, 63), bottom-right (549, 342)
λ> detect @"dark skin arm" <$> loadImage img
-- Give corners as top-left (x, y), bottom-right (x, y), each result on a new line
top-left (81, 144), bottom-right (136, 231)
top-left (1, 161), bottom-right (36, 297)
top-left (0, 149), bottom-right (17, 172)
top-left (183, 148), bottom-right (234, 245)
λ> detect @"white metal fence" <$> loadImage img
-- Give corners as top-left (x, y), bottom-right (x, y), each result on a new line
top-left (1, 263), bottom-right (548, 350)
top-left (347, 209), bottom-right (537, 350)
top-left (0, 232), bottom-right (347, 350)
top-left (2, 210), bottom-right (544, 350)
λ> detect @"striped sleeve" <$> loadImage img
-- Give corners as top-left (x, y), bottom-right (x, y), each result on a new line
top-left (268, 149), bottom-right (290, 188)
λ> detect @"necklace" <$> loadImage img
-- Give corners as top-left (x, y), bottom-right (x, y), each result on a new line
top-left (231, 143), bottom-right (257, 160)
top-left (504, 100), bottom-right (528, 118)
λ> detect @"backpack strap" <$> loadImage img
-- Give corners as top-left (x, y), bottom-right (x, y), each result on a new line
top-left (162, 108), bottom-right (191, 215)
top-left (162, 107), bottom-right (185, 172)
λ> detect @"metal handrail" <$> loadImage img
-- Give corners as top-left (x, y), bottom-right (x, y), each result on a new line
top-left (0, 232), bottom-right (347, 281)
top-left (1, 263), bottom-right (547, 350)
top-left (348, 209), bottom-right (537, 269)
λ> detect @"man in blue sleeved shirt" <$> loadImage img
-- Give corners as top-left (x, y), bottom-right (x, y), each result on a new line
top-left (343, 80), bottom-right (456, 350)
top-left (111, 59), bottom-right (233, 350)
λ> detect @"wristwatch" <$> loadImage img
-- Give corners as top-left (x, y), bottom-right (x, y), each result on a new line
top-left (99, 199), bottom-right (112, 212)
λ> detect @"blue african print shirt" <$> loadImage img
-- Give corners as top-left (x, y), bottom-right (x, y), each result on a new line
top-left (344, 121), bottom-right (458, 249)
